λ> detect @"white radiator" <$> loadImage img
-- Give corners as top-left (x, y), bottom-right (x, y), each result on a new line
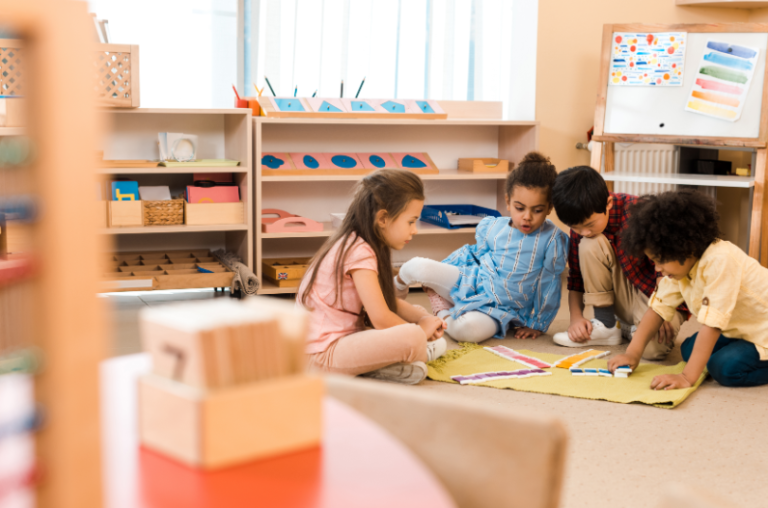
top-left (613, 143), bottom-right (679, 195)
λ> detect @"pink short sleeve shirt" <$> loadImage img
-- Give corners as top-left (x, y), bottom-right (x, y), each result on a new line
top-left (298, 235), bottom-right (378, 354)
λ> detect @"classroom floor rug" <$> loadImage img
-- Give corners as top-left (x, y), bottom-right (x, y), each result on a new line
top-left (427, 344), bottom-right (706, 409)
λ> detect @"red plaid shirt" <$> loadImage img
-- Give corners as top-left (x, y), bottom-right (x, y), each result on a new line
top-left (567, 193), bottom-right (688, 317)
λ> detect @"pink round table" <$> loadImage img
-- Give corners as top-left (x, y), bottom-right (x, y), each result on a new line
top-left (101, 354), bottom-right (456, 508)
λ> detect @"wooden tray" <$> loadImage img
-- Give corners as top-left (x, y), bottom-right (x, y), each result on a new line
top-left (262, 258), bottom-right (310, 287)
top-left (457, 158), bottom-right (510, 173)
top-left (99, 160), bottom-right (160, 168)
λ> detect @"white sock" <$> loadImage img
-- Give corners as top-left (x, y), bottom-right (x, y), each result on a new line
top-left (394, 274), bottom-right (409, 291)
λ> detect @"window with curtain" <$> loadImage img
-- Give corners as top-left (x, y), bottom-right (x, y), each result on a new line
top-left (244, 0), bottom-right (538, 120)
top-left (87, 0), bottom-right (238, 109)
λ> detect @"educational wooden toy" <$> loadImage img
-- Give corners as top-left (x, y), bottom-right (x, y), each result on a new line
top-left (484, 345), bottom-right (552, 369)
top-left (569, 368), bottom-right (585, 376)
top-left (391, 152), bottom-right (437, 171)
top-left (111, 181), bottom-right (139, 201)
top-left (108, 200), bottom-right (143, 227)
top-left (268, 97), bottom-right (311, 114)
top-left (615, 365), bottom-right (633, 378)
top-left (261, 152), bottom-right (438, 176)
top-left (261, 153), bottom-right (296, 172)
top-left (261, 257), bottom-right (311, 288)
top-left (289, 153), bottom-right (331, 170)
top-left (260, 208), bottom-right (323, 233)
top-left (358, 153), bottom-right (399, 170)
top-left (307, 97), bottom-right (347, 113)
top-left (258, 96), bottom-right (448, 120)
top-left (552, 349), bottom-right (610, 369)
top-left (102, 250), bottom-right (235, 292)
top-left (186, 186), bottom-right (239, 204)
top-left (451, 368), bottom-right (551, 385)
top-left (184, 201), bottom-right (244, 226)
top-left (458, 158), bottom-right (510, 174)
top-left (406, 99), bottom-right (445, 115)
top-left (138, 297), bottom-right (321, 469)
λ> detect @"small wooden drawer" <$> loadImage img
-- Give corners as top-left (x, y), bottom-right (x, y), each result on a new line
top-left (262, 257), bottom-right (311, 287)
top-left (108, 200), bottom-right (143, 227)
top-left (458, 158), bottom-right (510, 173)
top-left (184, 201), bottom-right (245, 226)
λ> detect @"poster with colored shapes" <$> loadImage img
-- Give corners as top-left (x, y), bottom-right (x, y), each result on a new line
top-left (358, 153), bottom-right (399, 170)
top-left (609, 32), bottom-right (686, 86)
top-left (685, 40), bottom-right (760, 122)
top-left (289, 153), bottom-right (331, 170)
top-left (307, 98), bottom-right (347, 113)
top-left (261, 153), bottom-right (295, 171)
top-left (391, 153), bottom-right (436, 170)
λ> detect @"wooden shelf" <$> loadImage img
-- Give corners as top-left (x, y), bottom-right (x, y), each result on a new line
top-left (97, 166), bottom-right (247, 175)
top-left (601, 172), bottom-right (755, 188)
top-left (257, 117), bottom-right (537, 127)
top-left (261, 221), bottom-right (477, 239)
top-left (261, 169), bottom-right (507, 182)
top-left (676, 0), bottom-right (768, 7)
top-left (101, 224), bottom-right (248, 235)
top-left (107, 108), bottom-right (251, 115)
top-left (259, 278), bottom-right (301, 295)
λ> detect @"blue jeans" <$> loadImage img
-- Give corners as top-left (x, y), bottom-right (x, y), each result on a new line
top-left (681, 333), bottom-right (768, 387)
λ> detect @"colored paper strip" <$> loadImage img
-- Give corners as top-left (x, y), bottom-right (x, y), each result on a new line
top-left (699, 66), bottom-right (748, 84)
top-left (687, 100), bottom-right (737, 119)
top-left (691, 90), bottom-right (740, 108)
top-left (706, 41), bottom-right (757, 60)
top-left (703, 51), bottom-right (753, 71)
top-left (695, 78), bottom-right (743, 96)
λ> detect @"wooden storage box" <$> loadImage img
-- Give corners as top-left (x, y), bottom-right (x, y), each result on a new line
top-left (184, 201), bottom-right (244, 226)
top-left (143, 199), bottom-right (184, 226)
top-left (458, 158), bottom-right (510, 173)
top-left (108, 200), bottom-right (143, 227)
top-left (138, 373), bottom-right (323, 469)
top-left (262, 258), bottom-right (310, 288)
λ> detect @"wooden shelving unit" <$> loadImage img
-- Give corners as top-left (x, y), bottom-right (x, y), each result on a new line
top-left (252, 114), bottom-right (538, 295)
top-left (676, 0), bottom-right (768, 7)
top-left (99, 109), bottom-right (254, 278)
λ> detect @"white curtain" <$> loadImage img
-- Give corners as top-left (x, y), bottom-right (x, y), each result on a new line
top-left (245, 0), bottom-right (538, 120)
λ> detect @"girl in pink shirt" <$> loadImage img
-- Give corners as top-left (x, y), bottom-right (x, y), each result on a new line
top-left (297, 169), bottom-right (447, 384)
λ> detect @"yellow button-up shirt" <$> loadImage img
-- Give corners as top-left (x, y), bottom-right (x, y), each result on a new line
top-left (650, 240), bottom-right (768, 360)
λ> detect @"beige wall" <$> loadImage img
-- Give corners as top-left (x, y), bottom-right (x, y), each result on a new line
top-left (536, 2), bottom-right (758, 247)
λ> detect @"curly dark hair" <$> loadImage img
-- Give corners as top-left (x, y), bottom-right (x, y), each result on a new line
top-left (505, 151), bottom-right (557, 201)
top-left (622, 189), bottom-right (721, 264)
top-left (551, 165), bottom-right (610, 226)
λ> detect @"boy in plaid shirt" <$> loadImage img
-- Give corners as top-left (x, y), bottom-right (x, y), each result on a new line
top-left (550, 166), bottom-right (686, 360)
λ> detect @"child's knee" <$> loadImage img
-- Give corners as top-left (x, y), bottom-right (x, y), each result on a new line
top-left (641, 338), bottom-right (672, 361)
top-left (680, 334), bottom-right (698, 362)
top-left (400, 323), bottom-right (429, 360)
top-left (708, 358), bottom-right (744, 387)
top-left (447, 319), bottom-right (489, 343)
top-left (399, 257), bottom-right (429, 283)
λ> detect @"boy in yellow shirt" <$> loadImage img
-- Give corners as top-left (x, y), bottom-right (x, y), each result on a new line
top-left (608, 189), bottom-right (768, 389)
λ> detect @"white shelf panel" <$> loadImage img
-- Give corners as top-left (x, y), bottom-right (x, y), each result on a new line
top-left (601, 172), bottom-right (755, 188)
top-left (261, 221), bottom-right (477, 239)
top-left (258, 117), bottom-right (537, 127)
top-left (261, 169), bottom-right (507, 182)
top-left (97, 166), bottom-right (247, 175)
top-left (101, 224), bottom-right (248, 235)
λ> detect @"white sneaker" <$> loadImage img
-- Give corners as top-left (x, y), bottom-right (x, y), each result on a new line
top-left (362, 361), bottom-right (427, 385)
top-left (553, 319), bottom-right (622, 347)
top-left (427, 337), bottom-right (447, 362)
top-left (617, 318), bottom-right (634, 342)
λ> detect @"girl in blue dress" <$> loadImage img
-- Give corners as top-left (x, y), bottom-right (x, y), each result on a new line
top-left (395, 152), bottom-right (569, 343)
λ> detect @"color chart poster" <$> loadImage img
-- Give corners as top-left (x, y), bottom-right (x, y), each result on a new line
top-left (609, 32), bottom-right (686, 86)
top-left (685, 40), bottom-right (760, 122)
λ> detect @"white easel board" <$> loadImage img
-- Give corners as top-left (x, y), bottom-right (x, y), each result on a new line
top-left (604, 32), bottom-right (768, 138)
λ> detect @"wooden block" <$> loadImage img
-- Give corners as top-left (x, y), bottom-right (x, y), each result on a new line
top-left (260, 152), bottom-right (295, 172)
top-left (262, 258), bottom-right (310, 281)
top-left (391, 152), bottom-right (439, 174)
top-left (138, 373), bottom-right (324, 470)
top-left (184, 201), bottom-right (244, 225)
top-left (458, 158), bottom-right (510, 173)
top-left (108, 200), bottom-right (143, 227)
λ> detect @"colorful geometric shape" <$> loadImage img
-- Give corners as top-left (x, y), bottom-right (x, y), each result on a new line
top-left (261, 155), bottom-right (285, 169)
top-left (318, 101), bottom-right (342, 112)
top-left (358, 153), bottom-right (398, 171)
top-left (330, 154), bottom-right (359, 168)
top-left (274, 98), bottom-right (305, 111)
top-left (351, 100), bottom-right (375, 111)
top-left (381, 100), bottom-right (406, 113)
top-left (399, 154), bottom-right (426, 168)
top-left (288, 153), bottom-right (330, 170)
top-left (415, 101), bottom-right (435, 113)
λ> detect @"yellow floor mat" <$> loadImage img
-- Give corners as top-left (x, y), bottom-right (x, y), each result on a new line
top-left (427, 344), bottom-right (706, 409)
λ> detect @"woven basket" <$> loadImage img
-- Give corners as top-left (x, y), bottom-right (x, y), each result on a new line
top-left (143, 199), bottom-right (184, 226)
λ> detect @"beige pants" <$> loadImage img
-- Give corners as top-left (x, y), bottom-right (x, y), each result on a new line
top-left (307, 323), bottom-right (428, 376)
top-left (579, 234), bottom-right (684, 360)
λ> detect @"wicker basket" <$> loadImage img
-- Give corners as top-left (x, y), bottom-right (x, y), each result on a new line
top-left (143, 199), bottom-right (184, 226)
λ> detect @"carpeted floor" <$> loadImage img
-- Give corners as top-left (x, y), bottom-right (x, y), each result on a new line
top-left (107, 287), bottom-right (766, 508)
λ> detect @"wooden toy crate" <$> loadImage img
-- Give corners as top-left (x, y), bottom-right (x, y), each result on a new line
top-left (185, 201), bottom-right (245, 226)
top-left (0, 39), bottom-right (140, 108)
top-left (102, 250), bottom-right (234, 292)
top-left (143, 199), bottom-right (184, 226)
top-left (262, 257), bottom-right (310, 288)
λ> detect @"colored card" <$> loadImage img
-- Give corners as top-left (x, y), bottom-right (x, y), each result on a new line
top-left (391, 152), bottom-right (436, 170)
top-left (307, 98), bottom-right (347, 113)
top-left (326, 153), bottom-right (363, 169)
top-left (406, 100), bottom-right (445, 114)
top-left (268, 97), bottom-right (308, 112)
top-left (357, 153), bottom-right (399, 170)
top-left (261, 153), bottom-right (295, 171)
top-left (685, 40), bottom-right (760, 122)
top-left (111, 181), bottom-right (139, 201)
top-left (186, 186), bottom-right (240, 203)
top-left (609, 32), bottom-right (686, 86)
top-left (289, 153), bottom-right (331, 170)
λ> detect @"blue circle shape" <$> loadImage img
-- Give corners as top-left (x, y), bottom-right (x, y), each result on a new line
top-left (369, 155), bottom-right (386, 168)
top-left (331, 155), bottom-right (357, 168)
top-left (400, 155), bottom-right (426, 168)
top-left (262, 155), bottom-right (285, 169)
top-left (303, 155), bottom-right (319, 169)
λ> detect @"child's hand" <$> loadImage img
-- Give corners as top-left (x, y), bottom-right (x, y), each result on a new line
top-left (657, 321), bottom-right (676, 345)
top-left (650, 373), bottom-right (692, 391)
top-left (418, 315), bottom-right (445, 341)
top-left (567, 317), bottom-right (593, 343)
top-left (607, 353), bottom-right (639, 373)
top-left (514, 327), bottom-right (541, 339)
